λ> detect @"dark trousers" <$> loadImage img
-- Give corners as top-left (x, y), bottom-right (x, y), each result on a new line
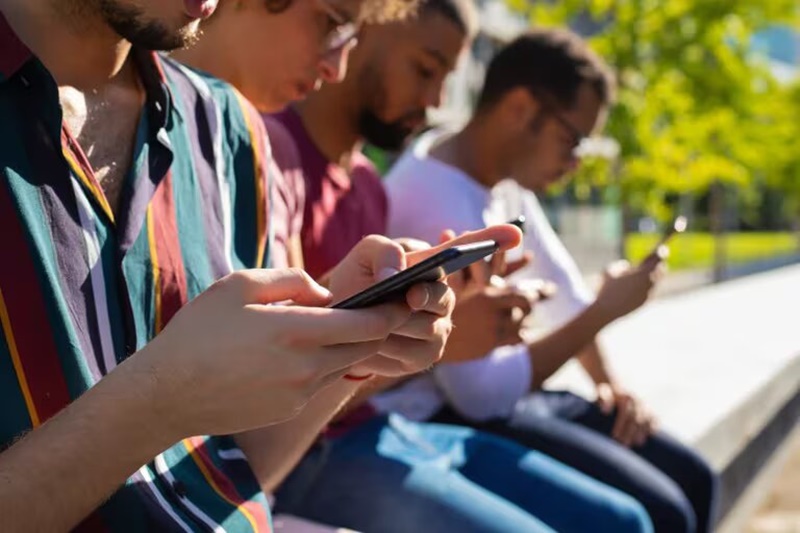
top-left (432, 390), bottom-right (719, 533)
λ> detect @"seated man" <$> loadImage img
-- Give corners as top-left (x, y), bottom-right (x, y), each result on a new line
top-left (263, 2), bottom-right (654, 532)
top-left (0, 0), bottom-right (500, 530)
top-left (385, 28), bottom-right (719, 532)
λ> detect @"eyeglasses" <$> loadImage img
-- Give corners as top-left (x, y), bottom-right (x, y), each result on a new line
top-left (549, 110), bottom-right (585, 153)
top-left (317, 0), bottom-right (359, 53)
top-left (527, 88), bottom-right (587, 155)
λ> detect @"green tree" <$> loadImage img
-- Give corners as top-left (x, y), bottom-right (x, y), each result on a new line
top-left (507, 0), bottom-right (800, 227)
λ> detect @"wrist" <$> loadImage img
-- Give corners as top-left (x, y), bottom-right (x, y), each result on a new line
top-left (111, 348), bottom-right (184, 449)
top-left (585, 299), bottom-right (616, 331)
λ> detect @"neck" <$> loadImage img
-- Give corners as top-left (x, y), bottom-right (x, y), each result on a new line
top-left (2, 0), bottom-right (134, 89)
top-left (172, 23), bottom-right (237, 89)
top-left (295, 83), bottom-right (362, 166)
top-left (437, 115), bottom-right (505, 188)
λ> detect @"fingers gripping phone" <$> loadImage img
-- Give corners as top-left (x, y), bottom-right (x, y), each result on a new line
top-left (332, 240), bottom-right (499, 309)
top-left (659, 216), bottom-right (687, 246)
top-left (642, 216), bottom-right (686, 266)
top-left (650, 216), bottom-right (687, 255)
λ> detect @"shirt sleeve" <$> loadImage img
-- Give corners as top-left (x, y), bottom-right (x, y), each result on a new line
top-left (504, 185), bottom-right (595, 329)
top-left (433, 344), bottom-right (532, 421)
top-left (385, 159), bottom-right (486, 245)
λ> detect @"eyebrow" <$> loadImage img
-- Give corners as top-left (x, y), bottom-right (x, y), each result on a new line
top-left (324, 0), bottom-right (357, 25)
top-left (333, 1), bottom-right (359, 24)
top-left (423, 47), bottom-right (451, 70)
top-left (339, 7), bottom-right (358, 24)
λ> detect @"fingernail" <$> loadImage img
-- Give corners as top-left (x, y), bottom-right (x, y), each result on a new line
top-left (377, 267), bottom-right (400, 282)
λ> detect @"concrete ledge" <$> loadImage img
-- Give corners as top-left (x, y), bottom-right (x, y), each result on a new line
top-left (546, 265), bottom-right (800, 527)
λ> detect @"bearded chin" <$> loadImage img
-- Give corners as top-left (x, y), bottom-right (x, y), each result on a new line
top-left (357, 110), bottom-right (415, 152)
top-left (97, 0), bottom-right (200, 51)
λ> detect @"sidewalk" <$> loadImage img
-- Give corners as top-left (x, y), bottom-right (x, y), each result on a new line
top-left (747, 426), bottom-right (800, 532)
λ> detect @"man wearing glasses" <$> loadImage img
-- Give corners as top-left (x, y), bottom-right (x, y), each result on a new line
top-left (385, 28), bottom-right (719, 533)
top-left (0, 0), bottom-right (524, 530)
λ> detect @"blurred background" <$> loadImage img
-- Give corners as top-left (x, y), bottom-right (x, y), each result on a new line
top-left (368, 0), bottom-right (800, 285)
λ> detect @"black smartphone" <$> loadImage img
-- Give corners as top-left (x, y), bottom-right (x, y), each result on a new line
top-left (332, 240), bottom-right (499, 309)
top-left (641, 215), bottom-right (687, 265)
top-left (508, 216), bottom-right (526, 233)
top-left (659, 215), bottom-right (687, 245)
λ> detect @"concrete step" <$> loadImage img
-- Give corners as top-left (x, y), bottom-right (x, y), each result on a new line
top-left (546, 265), bottom-right (800, 528)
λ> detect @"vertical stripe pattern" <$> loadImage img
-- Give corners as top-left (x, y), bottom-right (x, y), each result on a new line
top-left (0, 179), bottom-right (72, 426)
top-left (0, 40), bottom-right (273, 530)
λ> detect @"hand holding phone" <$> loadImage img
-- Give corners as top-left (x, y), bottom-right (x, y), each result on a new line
top-left (643, 215), bottom-right (686, 266)
top-left (333, 241), bottom-right (499, 309)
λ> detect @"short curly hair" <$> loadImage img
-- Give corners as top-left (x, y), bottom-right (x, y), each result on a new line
top-left (359, 0), bottom-right (419, 23)
top-left (262, 0), bottom-right (418, 23)
top-left (477, 28), bottom-right (616, 112)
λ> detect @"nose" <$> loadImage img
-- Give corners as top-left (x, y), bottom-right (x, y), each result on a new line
top-left (318, 41), bottom-right (356, 84)
top-left (424, 81), bottom-right (446, 109)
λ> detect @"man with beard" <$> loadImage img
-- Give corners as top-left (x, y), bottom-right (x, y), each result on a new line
top-left (385, 29), bottom-right (719, 532)
top-left (269, 0), bottom-right (468, 280)
top-left (0, 0), bottom-right (514, 530)
top-left (266, 3), bottom-right (654, 532)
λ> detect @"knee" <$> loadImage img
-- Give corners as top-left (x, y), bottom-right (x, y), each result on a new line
top-left (604, 493), bottom-right (656, 533)
top-left (647, 494), bottom-right (696, 533)
top-left (682, 453), bottom-right (720, 530)
top-left (691, 455), bottom-right (720, 505)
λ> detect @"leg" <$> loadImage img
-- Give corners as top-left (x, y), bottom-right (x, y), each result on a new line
top-left (449, 390), bottom-right (717, 533)
top-left (275, 415), bottom-right (554, 533)
top-left (552, 392), bottom-right (719, 533)
top-left (429, 423), bottom-right (654, 533)
top-left (276, 414), bottom-right (651, 533)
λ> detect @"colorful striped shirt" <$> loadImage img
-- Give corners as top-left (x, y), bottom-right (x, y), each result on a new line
top-left (0, 14), bottom-right (273, 532)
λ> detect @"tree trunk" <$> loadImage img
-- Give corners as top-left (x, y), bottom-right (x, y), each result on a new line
top-left (710, 181), bottom-right (727, 283)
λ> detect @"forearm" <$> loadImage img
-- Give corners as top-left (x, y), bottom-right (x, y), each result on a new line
top-left (234, 378), bottom-right (363, 493)
top-left (333, 375), bottom-right (408, 423)
top-left (0, 356), bottom-right (173, 532)
top-left (527, 302), bottom-right (611, 389)
top-left (577, 340), bottom-right (618, 387)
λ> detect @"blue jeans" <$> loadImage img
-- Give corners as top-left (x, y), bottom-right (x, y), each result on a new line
top-left (432, 391), bottom-right (719, 533)
top-left (275, 414), bottom-right (653, 533)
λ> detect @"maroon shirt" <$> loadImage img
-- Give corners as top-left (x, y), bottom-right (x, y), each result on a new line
top-left (269, 108), bottom-right (388, 279)
top-left (262, 115), bottom-right (305, 269)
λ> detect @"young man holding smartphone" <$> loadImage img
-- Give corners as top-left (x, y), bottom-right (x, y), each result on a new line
top-left (385, 28), bottom-right (718, 532)
top-left (263, 3), bottom-right (656, 532)
top-left (0, 0), bottom-right (521, 530)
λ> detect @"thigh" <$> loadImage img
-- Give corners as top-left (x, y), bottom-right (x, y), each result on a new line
top-left (517, 392), bottom-right (714, 532)
top-left (275, 415), bottom-right (554, 533)
top-left (418, 422), bottom-right (652, 533)
top-left (536, 391), bottom-right (718, 532)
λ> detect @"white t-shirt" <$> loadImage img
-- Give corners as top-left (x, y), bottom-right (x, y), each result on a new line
top-left (373, 129), bottom-right (595, 422)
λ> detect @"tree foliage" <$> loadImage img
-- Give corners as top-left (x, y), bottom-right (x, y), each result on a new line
top-left (507, 0), bottom-right (800, 221)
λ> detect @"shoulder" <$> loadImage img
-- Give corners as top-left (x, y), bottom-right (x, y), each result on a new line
top-left (351, 151), bottom-right (381, 182)
top-left (159, 55), bottom-right (267, 155)
top-left (261, 114), bottom-right (302, 171)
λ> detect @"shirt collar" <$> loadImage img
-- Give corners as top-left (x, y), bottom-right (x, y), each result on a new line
top-left (0, 11), bottom-right (181, 130)
top-left (134, 49), bottom-right (183, 131)
top-left (0, 11), bottom-right (33, 82)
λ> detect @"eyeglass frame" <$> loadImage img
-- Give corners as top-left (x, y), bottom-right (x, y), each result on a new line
top-left (316, 0), bottom-right (360, 53)
top-left (525, 87), bottom-right (588, 155)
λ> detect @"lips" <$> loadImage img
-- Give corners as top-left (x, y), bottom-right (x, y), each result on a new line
top-left (183, 0), bottom-right (218, 20)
